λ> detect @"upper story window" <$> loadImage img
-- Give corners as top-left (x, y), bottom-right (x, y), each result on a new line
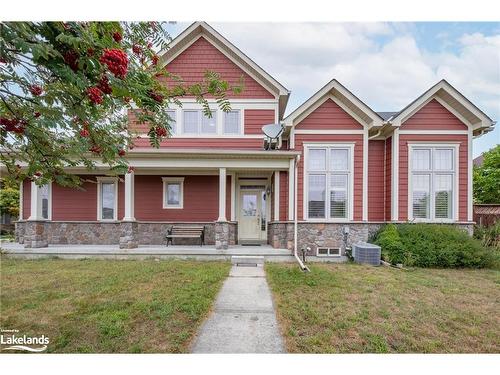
top-left (223, 110), bottom-right (241, 134)
top-left (97, 177), bottom-right (118, 221)
top-left (410, 145), bottom-right (457, 221)
top-left (166, 110), bottom-right (176, 135)
top-left (305, 145), bottom-right (353, 220)
top-left (162, 177), bottom-right (184, 209)
top-left (182, 110), bottom-right (217, 135)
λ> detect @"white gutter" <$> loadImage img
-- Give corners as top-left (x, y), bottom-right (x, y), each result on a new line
top-left (293, 154), bottom-right (310, 272)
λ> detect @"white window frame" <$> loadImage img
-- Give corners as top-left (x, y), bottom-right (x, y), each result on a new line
top-left (408, 143), bottom-right (459, 222)
top-left (316, 247), bottom-right (341, 257)
top-left (223, 109), bottom-right (242, 135)
top-left (162, 177), bottom-right (184, 209)
top-left (97, 177), bottom-right (118, 221)
top-left (181, 109), bottom-right (218, 136)
top-left (166, 110), bottom-right (177, 136)
top-left (304, 143), bottom-right (355, 222)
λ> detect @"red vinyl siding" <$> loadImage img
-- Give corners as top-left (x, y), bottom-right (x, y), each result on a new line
top-left (244, 109), bottom-right (275, 135)
top-left (368, 140), bottom-right (385, 221)
top-left (51, 176), bottom-right (124, 221)
top-left (398, 134), bottom-right (468, 221)
top-left (295, 134), bottom-right (364, 221)
top-left (295, 99), bottom-right (364, 130)
top-left (385, 136), bottom-right (392, 221)
top-left (400, 99), bottom-right (468, 130)
top-left (134, 175), bottom-right (230, 222)
top-left (161, 37), bottom-right (274, 99)
top-left (22, 179), bottom-right (31, 219)
top-left (279, 171), bottom-right (288, 221)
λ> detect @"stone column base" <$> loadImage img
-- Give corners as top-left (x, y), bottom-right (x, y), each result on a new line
top-left (119, 221), bottom-right (138, 249)
top-left (24, 221), bottom-right (48, 248)
top-left (215, 221), bottom-right (229, 250)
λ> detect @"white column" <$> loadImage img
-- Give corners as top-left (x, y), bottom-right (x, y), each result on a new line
top-left (28, 181), bottom-right (42, 221)
top-left (19, 181), bottom-right (23, 220)
top-left (218, 167), bottom-right (227, 222)
top-left (274, 171), bottom-right (280, 221)
top-left (362, 128), bottom-right (368, 221)
top-left (230, 173), bottom-right (236, 221)
top-left (288, 159), bottom-right (295, 220)
top-left (123, 171), bottom-right (135, 221)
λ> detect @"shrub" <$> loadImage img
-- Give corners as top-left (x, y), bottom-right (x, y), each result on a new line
top-left (474, 222), bottom-right (500, 250)
top-left (374, 223), bottom-right (492, 268)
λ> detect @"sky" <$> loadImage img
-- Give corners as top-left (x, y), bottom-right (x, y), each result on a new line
top-left (164, 22), bottom-right (500, 157)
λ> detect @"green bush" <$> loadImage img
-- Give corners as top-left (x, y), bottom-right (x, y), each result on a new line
top-left (374, 223), bottom-right (492, 268)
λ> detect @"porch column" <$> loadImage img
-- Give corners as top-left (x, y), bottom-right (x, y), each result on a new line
top-left (25, 181), bottom-right (48, 248)
top-left (288, 159), bottom-right (295, 220)
top-left (123, 171), bottom-right (135, 221)
top-left (274, 171), bottom-right (280, 221)
top-left (28, 181), bottom-right (43, 221)
top-left (218, 167), bottom-right (227, 222)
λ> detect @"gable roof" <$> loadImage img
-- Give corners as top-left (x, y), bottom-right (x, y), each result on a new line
top-left (390, 79), bottom-right (494, 132)
top-left (159, 22), bottom-right (290, 119)
top-left (283, 79), bottom-right (384, 129)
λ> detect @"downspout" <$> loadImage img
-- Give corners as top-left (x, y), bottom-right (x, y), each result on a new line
top-left (293, 154), bottom-right (310, 272)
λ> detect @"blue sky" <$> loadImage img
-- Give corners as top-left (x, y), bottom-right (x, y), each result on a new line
top-left (165, 22), bottom-right (499, 157)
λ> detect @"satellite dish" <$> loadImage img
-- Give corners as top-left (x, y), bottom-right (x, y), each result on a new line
top-left (262, 123), bottom-right (284, 150)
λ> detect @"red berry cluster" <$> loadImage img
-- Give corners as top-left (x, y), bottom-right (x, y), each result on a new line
top-left (29, 85), bottom-right (43, 96)
top-left (155, 127), bottom-right (167, 137)
top-left (63, 50), bottom-right (79, 71)
top-left (98, 76), bottom-right (113, 95)
top-left (79, 128), bottom-right (90, 137)
top-left (118, 149), bottom-right (126, 157)
top-left (127, 166), bottom-right (135, 173)
top-left (87, 86), bottom-right (103, 105)
top-left (34, 112), bottom-right (41, 118)
top-left (0, 118), bottom-right (26, 134)
top-left (152, 55), bottom-right (159, 66)
top-left (89, 145), bottom-right (102, 154)
top-left (132, 44), bottom-right (142, 55)
top-left (100, 49), bottom-right (128, 79)
top-left (113, 32), bottom-right (122, 43)
top-left (87, 47), bottom-right (95, 57)
top-left (149, 91), bottom-right (164, 103)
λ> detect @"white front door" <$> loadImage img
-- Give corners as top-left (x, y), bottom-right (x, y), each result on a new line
top-left (239, 189), bottom-right (262, 241)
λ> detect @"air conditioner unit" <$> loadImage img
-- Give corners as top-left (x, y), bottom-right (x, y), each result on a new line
top-left (352, 242), bottom-right (381, 266)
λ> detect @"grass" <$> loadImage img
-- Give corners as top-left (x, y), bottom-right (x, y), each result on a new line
top-left (266, 263), bottom-right (500, 353)
top-left (0, 256), bottom-right (230, 353)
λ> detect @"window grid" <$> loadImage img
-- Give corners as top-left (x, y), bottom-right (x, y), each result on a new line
top-left (307, 146), bottom-right (351, 220)
top-left (182, 110), bottom-right (217, 135)
top-left (411, 147), bottom-right (455, 221)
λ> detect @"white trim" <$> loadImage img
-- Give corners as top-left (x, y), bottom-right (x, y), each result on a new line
top-left (218, 168), bottom-right (227, 222)
top-left (123, 171), bottom-right (135, 221)
top-left (96, 177), bottom-right (118, 221)
top-left (294, 129), bottom-right (365, 135)
top-left (162, 177), bottom-right (185, 209)
top-left (398, 130), bottom-right (469, 135)
top-left (391, 130), bottom-right (399, 220)
top-left (407, 143), bottom-right (460, 222)
top-left (170, 98), bottom-right (278, 106)
top-left (283, 79), bottom-right (383, 128)
top-left (392, 80), bottom-right (493, 130)
top-left (159, 23), bottom-right (289, 96)
top-left (288, 159), bottom-right (295, 220)
top-left (28, 181), bottom-right (52, 221)
top-left (468, 128), bottom-right (473, 221)
top-left (290, 127), bottom-right (295, 149)
top-left (230, 172), bottom-right (236, 221)
top-left (362, 128), bottom-right (368, 221)
top-left (303, 143), bottom-right (355, 222)
top-left (274, 171), bottom-right (280, 221)
top-left (18, 181), bottom-right (23, 221)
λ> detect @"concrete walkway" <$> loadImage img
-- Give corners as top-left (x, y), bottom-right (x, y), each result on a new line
top-left (191, 263), bottom-right (286, 353)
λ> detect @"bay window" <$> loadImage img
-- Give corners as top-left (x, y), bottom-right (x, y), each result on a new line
top-left (305, 145), bottom-right (353, 220)
top-left (410, 145), bottom-right (457, 221)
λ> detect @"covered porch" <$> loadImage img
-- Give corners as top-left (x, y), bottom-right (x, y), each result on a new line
top-left (18, 148), bottom-right (299, 251)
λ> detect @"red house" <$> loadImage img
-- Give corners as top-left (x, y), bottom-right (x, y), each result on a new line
top-left (16, 22), bottom-right (495, 257)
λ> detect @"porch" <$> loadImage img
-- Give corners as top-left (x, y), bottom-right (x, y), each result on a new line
top-left (1, 242), bottom-right (294, 262)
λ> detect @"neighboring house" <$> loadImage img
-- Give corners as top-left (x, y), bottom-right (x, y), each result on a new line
top-left (15, 22), bottom-right (495, 254)
top-left (473, 154), bottom-right (484, 167)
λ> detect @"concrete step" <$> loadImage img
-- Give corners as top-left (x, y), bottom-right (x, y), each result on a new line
top-left (231, 255), bottom-right (265, 266)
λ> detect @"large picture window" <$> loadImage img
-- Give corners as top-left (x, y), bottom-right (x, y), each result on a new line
top-left (305, 145), bottom-right (353, 220)
top-left (410, 146), bottom-right (457, 221)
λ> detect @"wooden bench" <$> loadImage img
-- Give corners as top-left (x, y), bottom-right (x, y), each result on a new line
top-left (165, 226), bottom-right (205, 246)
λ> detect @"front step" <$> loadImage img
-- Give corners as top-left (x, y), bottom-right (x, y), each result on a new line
top-left (231, 255), bottom-right (265, 266)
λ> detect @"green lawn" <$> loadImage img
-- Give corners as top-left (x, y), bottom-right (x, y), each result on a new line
top-left (0, 257), bottom-right (230, 353)
top-left (266, 263), bottom-right (500, 353)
